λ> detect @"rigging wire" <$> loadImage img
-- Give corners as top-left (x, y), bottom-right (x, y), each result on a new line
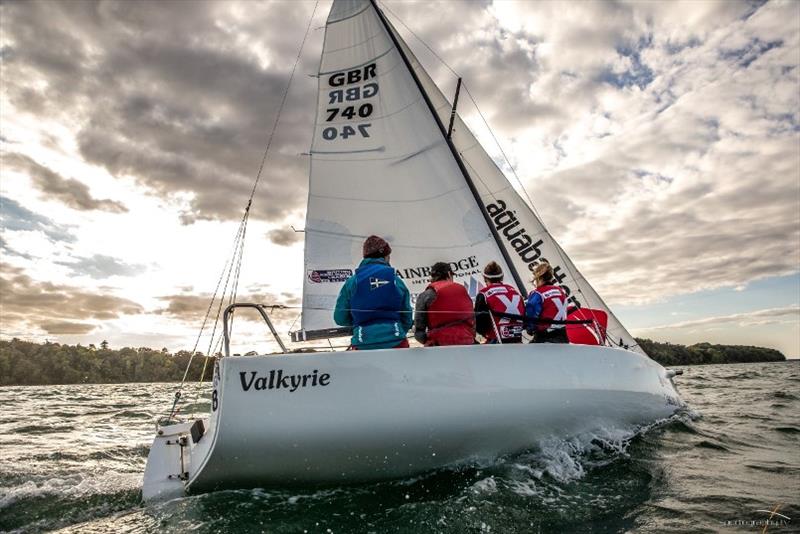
top-left (378, 0), bottom-right (637, 350)
top-left (166, 0), bottom-right (321, 422)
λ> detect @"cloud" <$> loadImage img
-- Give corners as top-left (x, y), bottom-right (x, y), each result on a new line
top-left (638, 305), bottom-right (800, 331)
top-left (155, 291), bottom-right (301, 325)
top-left (267, 227), bottom-right (302, 247)
top-left (2, 153), bottom-right (127, 212)
top-left (0, 264), bottom-right (144, 336)
top-left (0, 0), bottom-right (798, 352)
top-left (55, 254), bottom-right (146, 279)
top-left (40, 321), bottom-right (96, 335)
top-left (0, 0), bottom-right (320, 224)
top-left (0, 195), bottom-right (76, 244)
top-left (382, 0), bottom-right (800, 304)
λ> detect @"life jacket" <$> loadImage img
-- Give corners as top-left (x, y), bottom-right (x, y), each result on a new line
top-left (350, 261), bottom-right (404, 327)
top-left (426, 280), bottom-right (475, 346)
top-left (532, 284), bottom-right (568, 332)
top-left (478, 283), bottom-right (524, 342)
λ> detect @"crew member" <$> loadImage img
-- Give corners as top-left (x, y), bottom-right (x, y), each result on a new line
top-left (525, 261), bottom-right (569, 344)
top-left (334, 235), bottom-right (412, 349)
top-left (474, 261), bottom-right (524, 343)
top-left (414, 262), bottom-right (475, 346)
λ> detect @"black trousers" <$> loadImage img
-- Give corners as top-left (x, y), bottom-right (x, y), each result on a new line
top-left (532, 328), bottom-right (569, 344)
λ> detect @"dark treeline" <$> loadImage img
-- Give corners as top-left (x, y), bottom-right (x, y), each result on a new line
top-left (635, 338), bottom-right (786, 366)
top-left (0, 339), bottom-right (213, 386)
top-left (0, 337), bottom-right (788, 386)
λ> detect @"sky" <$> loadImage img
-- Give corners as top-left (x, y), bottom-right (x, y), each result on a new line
top-left (1, 0), bottom-right (798, 358)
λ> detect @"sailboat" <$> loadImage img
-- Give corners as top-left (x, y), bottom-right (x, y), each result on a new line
top-left (142, 0), bottom-right (683, 501)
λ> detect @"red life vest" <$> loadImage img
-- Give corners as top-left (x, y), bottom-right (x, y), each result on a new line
top-left (533, 284), bottom-right (568, 332)
top-left (478, 283), bottom-right (524, 342)
top-left (426, 280), bottom-right (475, 346)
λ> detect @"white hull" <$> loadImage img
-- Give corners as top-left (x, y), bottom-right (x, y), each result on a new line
top-left (143, 343), bottom-right (682, 500)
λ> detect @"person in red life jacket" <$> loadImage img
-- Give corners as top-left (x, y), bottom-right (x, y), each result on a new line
top-left (333, 235), bottom-right (412, 350)
top-left (413, 262), bottom-right (476, 346)
top-left (474, 261), bottom-right (525, 343)
top-left (525, 261), bottom-right (569, 344)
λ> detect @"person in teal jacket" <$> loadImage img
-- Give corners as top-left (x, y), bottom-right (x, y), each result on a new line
top-left (334, 235), bottom-right (412, 350)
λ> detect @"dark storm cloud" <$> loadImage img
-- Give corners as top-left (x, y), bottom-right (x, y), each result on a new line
top-left (2, 153), bottom-right (128, 212)
top-left (1, 0), bottom-right (321, 223)
top-left (0, 264), bottom-right (144, 335)
top-left (0, 195), bottom-right (76, 243)
top-left (267, 227), bottom-right (303, 247)
top-left (55, 254), bottom-right (146, 279)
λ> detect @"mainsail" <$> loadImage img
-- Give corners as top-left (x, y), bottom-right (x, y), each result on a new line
top-left (296, 0), bottom-right (642, 354)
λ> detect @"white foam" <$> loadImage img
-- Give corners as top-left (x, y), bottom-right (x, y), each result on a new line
top-left (507, 424), bottom-right (646, 487)
top-left (0, 472), bottom-right (140, 510)
top-left (470, 476), bottom-right (497, 494)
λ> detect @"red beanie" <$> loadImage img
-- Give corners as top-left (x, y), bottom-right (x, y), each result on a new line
top-left (363, 235), bottom-right (392, 258)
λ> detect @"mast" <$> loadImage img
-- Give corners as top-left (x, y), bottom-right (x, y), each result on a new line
top-left (369, 0), bottom-right (529, 295)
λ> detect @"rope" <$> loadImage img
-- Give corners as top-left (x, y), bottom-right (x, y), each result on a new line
top-left (165, 1), bottom-right (320, 423)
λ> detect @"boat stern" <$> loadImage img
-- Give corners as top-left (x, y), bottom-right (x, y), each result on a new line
top-left (142, 419), bottom-right (207, 501)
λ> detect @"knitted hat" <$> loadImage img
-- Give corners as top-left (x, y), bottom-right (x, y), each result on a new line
top-left (363, 235), bottom-right (392, 258)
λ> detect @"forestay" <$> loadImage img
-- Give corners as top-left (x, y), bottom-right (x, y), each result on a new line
top-left (295, 0), bottom-right (641, 354)
top-left (383, 15), bottom-right (642, 353)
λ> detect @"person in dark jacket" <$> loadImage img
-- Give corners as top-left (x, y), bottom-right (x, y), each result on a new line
top-left (333, 235), bottom-right (412, 350)
top-left (525, 261), bottom-right (569, 343)
top-left (414, 262), bottom-right (476, 346)
top-left (474, 261), bottom-right (524, 343)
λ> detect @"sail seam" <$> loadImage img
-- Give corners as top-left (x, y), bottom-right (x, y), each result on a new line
top-left (309, 184), bottom-right (468, 203)
top-left (323, 29), bottom-right (384, 54)
top-left (326, 2), bottom-right (371, 24)
top-left (321, 92), bottom-right (421, 125)
top-left (319, 48), bottom-right (393, 74)
top-left (310, 147), bottom-right (386, 155)
top-left (305, 228), bottom-right (491, 249)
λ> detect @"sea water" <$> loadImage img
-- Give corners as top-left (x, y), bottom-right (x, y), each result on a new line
top-left (1, 361), bottom-right (798, 533)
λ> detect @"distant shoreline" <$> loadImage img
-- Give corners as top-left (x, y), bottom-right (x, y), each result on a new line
top-left (0, 338), bottom-right (788, 386)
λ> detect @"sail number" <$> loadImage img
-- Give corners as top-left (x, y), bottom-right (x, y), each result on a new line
top-left (328, 82), bottom-right (379, 104)
top-left (322, 123), bottom-right (371, 140)
top-left (326, 103), bottom-right (373, 122)
top-left (322, 63), bottom-right (379, 142)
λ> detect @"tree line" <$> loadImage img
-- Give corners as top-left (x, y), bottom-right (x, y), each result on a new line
top-left (0, 338), bottom-right (213, 386)
top-left (0, 337), bottom-right (787, 386)
top-left (635, 338), bottom-right (786, 366)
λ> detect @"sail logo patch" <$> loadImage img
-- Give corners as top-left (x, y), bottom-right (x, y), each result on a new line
top-left (369, 277), bottom-right (390, 290)
top-left (307, 269), bottom-right (352, 283)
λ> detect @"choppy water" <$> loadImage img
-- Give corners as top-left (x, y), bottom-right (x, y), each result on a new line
top-left (1, 361), bottom-right (798, 533)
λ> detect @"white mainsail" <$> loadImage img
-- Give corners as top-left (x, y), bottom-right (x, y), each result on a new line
top-left (297, 0), bottom-right (641, 354)
top-left (299, 0), bottom-right (514, 334)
